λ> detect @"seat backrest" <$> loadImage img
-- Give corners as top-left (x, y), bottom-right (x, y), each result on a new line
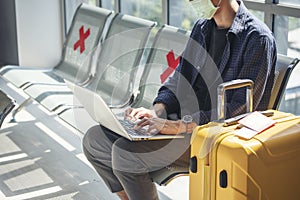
top-left (87, 13), bottom-right (156, 107)
top-left (54, 3), bottom-right (112, 84)
top-left (268, 54), bottom-right (299, 110)
top-left (132, 25), bottom-right (191, 109)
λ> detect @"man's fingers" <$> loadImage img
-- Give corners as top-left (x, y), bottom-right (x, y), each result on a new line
top-left (124, 108), bottom-right (133, 120)
top-left (134, 118), bottom-right (167, 134)
top-left (148, 127), bottom-right (160, 135)
top-left (134, 118), bottom-right (151, 130)
top-left (147, 125), bottom-right (160, 135)
top-left (135, 111), bottom-right (151, 119)
top-left (126, 107), bottom-right (153, 122)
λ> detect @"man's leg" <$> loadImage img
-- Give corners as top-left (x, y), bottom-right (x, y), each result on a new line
top-left (82, 125), bottom-right (125, 194)
top-left (111, 136), bottom-right (191, 200)
top-left (83, 125), bottom-right (190, 200)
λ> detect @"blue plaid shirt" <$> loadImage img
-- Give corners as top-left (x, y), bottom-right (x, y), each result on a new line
top-left (154, 1), bottom-right (277, 124)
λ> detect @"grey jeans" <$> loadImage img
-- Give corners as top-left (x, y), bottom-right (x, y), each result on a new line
top-left (82, 125), bottom-right (191, 200)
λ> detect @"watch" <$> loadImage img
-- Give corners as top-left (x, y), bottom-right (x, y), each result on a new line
top-left (182, 115), bottom-right (193, 134)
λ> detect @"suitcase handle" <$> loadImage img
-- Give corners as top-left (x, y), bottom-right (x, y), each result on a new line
top-left (217, 79), bottom-right (253, 121)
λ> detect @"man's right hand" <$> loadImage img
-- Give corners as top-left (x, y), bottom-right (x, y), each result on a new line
top-left (124, 103), bottom-right (166, 122)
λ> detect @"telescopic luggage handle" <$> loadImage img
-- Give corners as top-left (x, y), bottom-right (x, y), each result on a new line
top-left (217, 79), bottom-right (254, 121)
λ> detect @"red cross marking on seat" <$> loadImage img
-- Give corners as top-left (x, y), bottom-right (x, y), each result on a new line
top-left (73, 25), bottom-right (91, 54)
top-left (160, 50), bottom-right (181, 84)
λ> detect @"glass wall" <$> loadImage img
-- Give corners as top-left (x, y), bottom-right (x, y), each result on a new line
top-left (279, 0), bottom-right (299, 5)
top-left (88, 0), bottom-right (97, 6)
top-left (101, 0), bottom-right (114, 10)
top-left (274, 16), bottom-right (300, 57)
top-left (169, 1), bottom-right (197, 30)
top-left (65, 0), bottom-right (91, 32)
top-left (249, 9), bottom-right (264, 22)
top-left (120, 0), bottom-right (163, 27)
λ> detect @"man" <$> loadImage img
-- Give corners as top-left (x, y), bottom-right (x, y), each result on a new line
top-left (83, 0), bottom-right (277, 199)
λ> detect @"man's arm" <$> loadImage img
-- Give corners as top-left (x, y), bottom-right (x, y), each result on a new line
top-left (153, 61), bottom-right (183, 116)
top-left (226, 34), bottom-right (276, 117)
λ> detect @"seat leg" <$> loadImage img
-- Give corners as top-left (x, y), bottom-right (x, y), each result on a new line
top-left (10, 98), bottom-right (33, 122)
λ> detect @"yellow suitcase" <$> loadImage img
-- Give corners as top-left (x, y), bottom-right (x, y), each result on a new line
top-left (189, 79), bottom-right (300, 199)
top-left (190, 110), bottom-right (300, 199)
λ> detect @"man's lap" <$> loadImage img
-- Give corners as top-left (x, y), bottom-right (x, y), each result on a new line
top-left (83, 125), bottom-right (191, 174)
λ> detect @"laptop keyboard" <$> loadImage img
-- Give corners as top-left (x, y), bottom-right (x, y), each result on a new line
top-left (119, 119), bottom-right (154, 137)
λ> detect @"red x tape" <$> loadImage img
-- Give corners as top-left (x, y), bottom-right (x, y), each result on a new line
top-left (73, 25), bottom-right (90, 54)
top-left (160, 50), bottom-right (181, 84)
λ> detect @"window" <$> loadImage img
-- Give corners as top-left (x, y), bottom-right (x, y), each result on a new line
top-left (65, 0), bottom-right (92, 32)
top-left (248, 9), bottom-right (264, 21)
top-left (169, 0), bottom-right (197, 30)
top-left (120, 0), bottom-right (163, 27)
top-left (274, 16), bottom-right (300, 57)
top-left (88, 0), bottom-right (97, 6)
top-left (279, 0), bottom-right (299, 6)
top-left (101, 0), bottom-right (114, 10)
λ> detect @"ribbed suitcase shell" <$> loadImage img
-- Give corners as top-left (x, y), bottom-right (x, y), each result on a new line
top-left (189, 110), bottom-right (300, 200)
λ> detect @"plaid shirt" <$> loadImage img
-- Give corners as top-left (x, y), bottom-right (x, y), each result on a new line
top-left (154, 1), bottom-right (277, 125)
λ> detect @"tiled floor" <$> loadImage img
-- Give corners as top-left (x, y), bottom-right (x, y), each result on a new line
top-left (0, 77), bottom-right (189, 200)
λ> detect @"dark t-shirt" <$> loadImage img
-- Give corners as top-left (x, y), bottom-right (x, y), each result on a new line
top-left (194, 24), bottom-right (229, 111)
top-left (209, 24), bottom-right (229, 67)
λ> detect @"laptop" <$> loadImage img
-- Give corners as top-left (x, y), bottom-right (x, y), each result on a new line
top-left (64, 80), bottom-right (185, 141)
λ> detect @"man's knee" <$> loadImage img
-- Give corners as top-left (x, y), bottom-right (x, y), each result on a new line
top-left (82, 125), bottom-right (102, 159)
top-left (111, 139), bottom-right (149, 174)
top-left (82, 125), bottom-right (115, 158)
top-left (83, 125), bottom-right (102, 146)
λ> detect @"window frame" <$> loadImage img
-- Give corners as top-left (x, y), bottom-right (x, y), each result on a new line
top-left (244, 0), bottom-right (300, 31)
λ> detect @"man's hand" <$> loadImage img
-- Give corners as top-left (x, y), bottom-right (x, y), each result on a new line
top-left (125, 103), bottom-right (197, 135)
top-left (124, 103), bottom-right (167, 122)
top-left (134, 118), bottom-right (186, 135)
top-left (124, 107), bottom-right (156, 122)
